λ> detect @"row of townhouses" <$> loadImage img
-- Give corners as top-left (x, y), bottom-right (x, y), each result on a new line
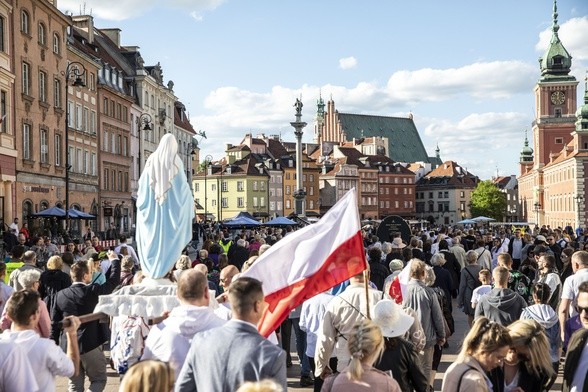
top-left (0, 1), bottom-right (195, 239)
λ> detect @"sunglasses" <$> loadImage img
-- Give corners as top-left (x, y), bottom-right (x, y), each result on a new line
top-left (576, 305), bottom-right (588, 315)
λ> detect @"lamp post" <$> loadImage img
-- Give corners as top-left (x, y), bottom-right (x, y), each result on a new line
top-left (136, 113), bottom-right (152, 176)
top-left (575, 195), bottom-right (585, 229)
top-left (290, 98), bottom-right (307, 217)
top-left (64, 62), bottom-right (86, 231)
top-left (204, 155), bottom-right (212, 222)
top-left (534, 202), bottom-right (541, 229)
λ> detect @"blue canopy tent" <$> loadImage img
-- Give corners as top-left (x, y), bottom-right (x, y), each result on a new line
top-left (67, 209), bottom-right (97, 220)
top-left (222, 215), bottom-right (260, 228)
top-left (32, 206), bottom-right (66, 217)
top-left (264, 216), bottom-right (298, 226)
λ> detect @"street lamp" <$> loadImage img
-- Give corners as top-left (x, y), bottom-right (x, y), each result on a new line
top-left (574, 195), bottom-right (585, 229)
top-left (534, 202), bottom-right (541, 228)
top-left (64, 62), bottom-right (86, 231)
top-left (204, 155), bottom-right (213, 222)
top-left (290, 98), bottom-right (307, 217)
top-left (136, 113), bottom-right (152, 176)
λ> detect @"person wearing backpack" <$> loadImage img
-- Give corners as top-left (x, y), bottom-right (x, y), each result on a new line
top-left (534, 254), bottom-right (562, 310)
top-left (458, 250), bottom-right (483, 327)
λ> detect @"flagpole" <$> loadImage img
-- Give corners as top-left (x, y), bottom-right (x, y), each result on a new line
top-left (364, 269), bottom-right (371, 319)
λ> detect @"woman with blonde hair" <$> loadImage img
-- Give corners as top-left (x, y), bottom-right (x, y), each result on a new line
top-left (119, 359), bottom-right (174, 392)
top-left (442, 317), bottom-right (512, 392)
top-left (321, 319), bottom-right (401, 391)
top-left (236, 379), bottom-right (283, 392)
top-left (488, 319), bottom-right (556, 392)
top-left (38, 255), bottom-right (71, 342)
top-left (173, 255), bottom-right (192, 281)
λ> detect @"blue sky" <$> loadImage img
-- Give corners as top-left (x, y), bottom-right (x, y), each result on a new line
top-left (59, 0), bottom-right (588, 179)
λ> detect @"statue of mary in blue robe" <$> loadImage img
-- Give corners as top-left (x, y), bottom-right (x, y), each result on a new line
top-left (135, 133), bottom-right (194, 279)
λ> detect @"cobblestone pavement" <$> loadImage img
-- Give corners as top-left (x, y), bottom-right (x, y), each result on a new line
top-left (55, 298), bottom-right (564, 391)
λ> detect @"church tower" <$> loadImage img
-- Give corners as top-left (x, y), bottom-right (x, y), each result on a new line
top-left (532, 0), bottom-right (578, 168)
top-left (519, 130), bottom-right (534, 176)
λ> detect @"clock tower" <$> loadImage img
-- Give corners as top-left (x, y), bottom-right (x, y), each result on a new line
top-left (532, 0), bottom-right (578, 168)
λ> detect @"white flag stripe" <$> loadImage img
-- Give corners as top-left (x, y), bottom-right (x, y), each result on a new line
top-left (244, 188), bottom-right (361, 295)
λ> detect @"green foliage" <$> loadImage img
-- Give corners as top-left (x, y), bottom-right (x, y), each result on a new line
top-left (470, 180), bottom-right (507, 221)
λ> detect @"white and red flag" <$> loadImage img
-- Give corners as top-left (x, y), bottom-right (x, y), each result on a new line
top-left (243, 188), bottom-right (367, 337)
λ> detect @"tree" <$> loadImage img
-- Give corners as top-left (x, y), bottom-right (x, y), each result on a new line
top-left (469, 180), bottom-right (507, 221)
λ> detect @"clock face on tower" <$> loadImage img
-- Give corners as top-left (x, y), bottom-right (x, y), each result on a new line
top-left (551, 91), bottom-right (565, 105)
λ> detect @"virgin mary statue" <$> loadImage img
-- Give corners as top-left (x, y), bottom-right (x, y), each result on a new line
top-left (135, 133), bottom-right (194, 279)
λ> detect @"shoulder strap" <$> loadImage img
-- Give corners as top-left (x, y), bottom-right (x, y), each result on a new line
top-left (464, 267), bottom-right (478, 281)
top-left (456, 365), bottom-right (476, 391)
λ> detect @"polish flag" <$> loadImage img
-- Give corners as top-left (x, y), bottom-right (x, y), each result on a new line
top-left (243, 188), bottom-right (367, 337)
top-left (389, 259), bottom-right (413, 304)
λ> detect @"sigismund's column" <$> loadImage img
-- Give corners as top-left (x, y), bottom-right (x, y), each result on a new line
top-left (291, 98), bottom-right (307, 217)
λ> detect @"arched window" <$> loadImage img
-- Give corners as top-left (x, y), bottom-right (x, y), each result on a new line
top-left (38, 22), bottom-right (46, 45)
top-left (20, 10), bottom-right (29, 34)
top-left (22, 199), bottom-right (33, 222)
top-left (53, 33), bottom-right (60, 54)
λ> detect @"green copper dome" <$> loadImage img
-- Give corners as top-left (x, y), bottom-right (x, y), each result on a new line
top-left (539, 0), bottom-right (573, 81)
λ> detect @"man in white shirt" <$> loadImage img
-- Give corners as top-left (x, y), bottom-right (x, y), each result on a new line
top-left (142, 269), bottom-right (225, 381)
top-left (559, 250), bottom-right (588, 341)
top-left (114, 235), bottom-right (139, 266)
top-left (0, 340), bottom-right (39, 392)
top-left (1, 289), bottom-right (81, 391)
top-left (9, 218), bottom-right (18, 234)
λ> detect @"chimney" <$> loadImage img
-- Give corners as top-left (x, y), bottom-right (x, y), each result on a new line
top-left (72, 15), bottom-right (95, 44)
top-left (225, 143), bottom-right (232, 152)
top-left (100, 28), bottom-right (121, 48)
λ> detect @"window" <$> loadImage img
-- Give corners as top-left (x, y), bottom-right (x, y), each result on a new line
top-left (90, 111), bottom-right (96, 134)
top-left (21, 10), bottom-right (29, 34)
top-left (104, 169), bottom-right (109, 190)
top-left (555, 137), bottom-right (564, 144)
top-left (40, 129), bottom-right (48, 163)
top-left (222, 198), bottom-right (228, 208)
top-left (75, 104), bottom-right (82, 130)
top-left (237, 181), bottom-right (244, 191)
top-left (123, 136), bottom-right (128, 156)
top-left (55, 134), bottom-right (61, 166)
top-left (253, 181), bottom-right (258, 191)
top-left (68, 146), bottom-right (74, 170)
top-left (76, 149), bottom-right (82, 173)
top-left (260, 182), bottom-right (265, 191)
top-left (221, 181), bottom-right (227, 192)
top-left (103, 130), bottom-right (109, 151)
top-left (237, 197), bottom-right (244, 208)
top-left (52, 33), bottom-right (60, 54)
top-left (39, 71), bottom-right (47, 102)
top-left (286, 185), bottom-right (291, 195)
top-left (83, 107), bottom-right (89, 133)
top-left (0, 90), bottom-right (6, 133)
top-left (53, 79), bottom-right (61, 108)
top-left (91, 153), bottom-right (96, 175)
top-left (260, 197), bottom-right (265, 207)
top-left (286, 200), bottom-right (291, 209)
top-left (0, 16), bottom-right (5, 52)
top-left (83, 150), bottom-right (88, 174)
top-left (555, 108), bottom-right (562, 118)
top-left (38, 23), bottom-right (45, 45)
top-left (22, 62), bottom-right (30, 95)
top-left (118, 171), bottom-right (122, 191)
top-left (22, 123), bottom-right (31, 159)
top-left (195, 183), bottom-right (199, 192)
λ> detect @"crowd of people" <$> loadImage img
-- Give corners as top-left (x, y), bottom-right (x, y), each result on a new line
top-left (0, 220), bottom-right (587, 391)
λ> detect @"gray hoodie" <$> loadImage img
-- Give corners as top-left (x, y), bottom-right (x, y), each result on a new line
top-left (474, 288), bottom-right (527, 326)
top-left (520, 303), bottom-right (561, 362)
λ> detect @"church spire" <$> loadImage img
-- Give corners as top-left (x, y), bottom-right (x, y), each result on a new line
top-left (539, 0), bottom-right (573, 80)
top-left (435, 143), bottom-right (440, 159)
top-left (520, 130), bottom-right (534, 163)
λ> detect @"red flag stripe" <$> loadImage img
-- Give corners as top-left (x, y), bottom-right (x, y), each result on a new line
top-left (258, 230), bottom-right (366, 337)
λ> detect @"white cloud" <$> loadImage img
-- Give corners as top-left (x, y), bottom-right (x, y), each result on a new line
top-left (339, 56), bottom-right (358, 70)
top-left (419, 112), bottom-right (530, 179)
top-left (58, 0), bottom-right (226, 21)
top-left (536, 16), bottom-right (588, 61)
top-left (386, 61), bottom-right (536, 104)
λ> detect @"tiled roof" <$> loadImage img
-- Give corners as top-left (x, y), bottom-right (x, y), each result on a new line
top-left (337, 113), bottom-right (430, 163)
top-left (173, 101), bottom-right (196, 134)
top-left (419, 160), bottom-right (478, 187)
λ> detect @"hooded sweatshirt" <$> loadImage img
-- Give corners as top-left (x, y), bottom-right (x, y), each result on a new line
top-left (0, 329), bottom-right (74, 391)
top-left (474, 288), bottom-right (527, 326)
top-left (521, 304), bottom-right (561, 362)
top-left (142, 304), bottom-right (226, 381)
